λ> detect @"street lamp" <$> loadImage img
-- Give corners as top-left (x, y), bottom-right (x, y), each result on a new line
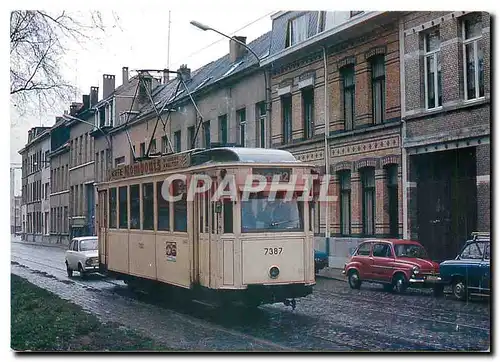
top-left (190, 20), bottom-right (271, 148)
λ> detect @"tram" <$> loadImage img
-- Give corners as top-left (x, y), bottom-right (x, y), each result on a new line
top-left (96, 147), bottom-right (317, 308)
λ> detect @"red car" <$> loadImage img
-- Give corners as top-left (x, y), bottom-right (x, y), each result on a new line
top-left (342, 239), bottom-right (444, 295)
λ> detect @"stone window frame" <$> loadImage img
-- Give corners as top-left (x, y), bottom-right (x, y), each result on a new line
top-left (423, 27), bottom-right (443, 110)
top-left (462, 13), bottom-right (485, 101)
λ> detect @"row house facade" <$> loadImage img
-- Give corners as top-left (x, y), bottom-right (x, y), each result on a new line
top-left (48, 117), bottom-right (70, 244)
top-left (401, 11), bottom-right (491, 261)
top-left (66, 92), bottom-right (97, 238)
top-left (19, 127), bottom-right (51, 243)
top-left (262, 11), bottom-right (403, 267)
top-left (111, 32), bottom-right (270, 165)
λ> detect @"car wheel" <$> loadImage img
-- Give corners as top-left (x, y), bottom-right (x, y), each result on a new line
top-left (452, 279), bottom-right (467, 301)
top-left (393, 274), bottom-right (408, 294)
top-left (66, 262), bottom-right (73, 278)
top-left (383, 284), bottom-right (394, 292)
top-left (348, 270), bottom-right (361, 289)
top-left (78, 263), bottom-right (87, 279)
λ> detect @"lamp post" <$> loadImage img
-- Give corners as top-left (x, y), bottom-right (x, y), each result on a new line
top-left (190, 20), bottom-right (271, 148)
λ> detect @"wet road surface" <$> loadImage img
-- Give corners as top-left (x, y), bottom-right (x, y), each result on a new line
top-left (11, 240), bottom-right (490, 351)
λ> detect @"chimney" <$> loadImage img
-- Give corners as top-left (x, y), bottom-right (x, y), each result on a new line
top-left (102, 74), bottom-right (116, 99)
top-left (90, 86), bottom-right (99, 107)
top-left (122, 67), bottom-right (129, 85)
top-left (69, 103), bottom-right (78, 116)
top-left (82, 94), bottom-right (90, 110)
top-left (162, 69), bottom-right (169, 84)
top-left (176, 64), bottom-right (191, 82)
top-left (230, 36), bottom-right (247, 63)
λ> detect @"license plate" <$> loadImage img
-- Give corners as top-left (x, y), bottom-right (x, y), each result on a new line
top-left (426, 275), bottom-right (439, 281)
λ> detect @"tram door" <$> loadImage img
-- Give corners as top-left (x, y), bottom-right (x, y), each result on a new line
top-left (196, 190), bottom-right (212, 287)
top-left (97, 190), bottom-right (107, 265)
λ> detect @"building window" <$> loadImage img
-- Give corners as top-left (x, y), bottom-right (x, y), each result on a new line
top-left (156, 181), bottom-right (170, 231)
top-left (302, 88), bottom-right (314, 139)
top-left (341, 65), bottom-right (355, 130)
top-left (339, 171), bottom-right (351, 235)
top-left (118, 186), bottom-right (128, 229)
top-left (142, 183), bottom-right (154, 230)
top-left (386, 165), bottom-right (399, 237)
top-left (174, 131), bottom-right (181, 152)
top-left (463, 14), bottom-right (484, 100)
top-left (237, 108), bottom-right (246, 147)
top-left (223, 200), bottom-right (233, 233)
top-left (150, 138), bottom-right (157, 153)
top-left (129, 184), bottom-right (140, 229)
top-left (161, 136), bottom-right (168, 154)
top-left (188, 126), bottom-right (195, 149)
top-left (257, 102), bottom-right (266, 148)
top-left (218, 115), bottom-right (227, 144)
top-left (371, 55), bottom-right (385, 124)
top-left (286, 14), bottom-right (309, 47)
top-left (282, 96), bottom-right (292, 144)
top-left (140, 142), bottom-right (146, 157)
top-left (115, 156), bottom-right (125, 167)
top-left (361, 168), bottom-right (375, 236)
top-left (109, 188), bottom-right (117, 228)
top-left (203, 121), bottom-right (211, 149)
top-left (424, 28), bottom-right (442, 109)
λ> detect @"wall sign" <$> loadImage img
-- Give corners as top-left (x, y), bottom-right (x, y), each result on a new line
top-left (108, 153), bottom-right (190, 181)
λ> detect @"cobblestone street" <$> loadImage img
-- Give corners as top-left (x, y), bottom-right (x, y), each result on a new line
top-left (11, 240), bottom-right (491, 351)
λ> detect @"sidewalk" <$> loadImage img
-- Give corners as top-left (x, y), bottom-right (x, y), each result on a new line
top-left (11, 238), bottom-right (67, 250)
top-left (316, 267), bottom-right (346, 282)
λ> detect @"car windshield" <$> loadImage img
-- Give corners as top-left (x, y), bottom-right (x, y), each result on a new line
top-left (80, 239), bottom-right (98, 251)
top-left (394, 244), bottom-right (428, 259)
top-left (241, 192), bottom-right (303, 232)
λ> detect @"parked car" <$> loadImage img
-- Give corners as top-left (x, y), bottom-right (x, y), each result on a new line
top-left (342, 239), bottom-right (443, 295)
top-left (314, 250), bottom-right (328, 274)
top-left (65, 236), bottom-right (99, 278)
top-left (439, 232), bottom-right (490, 301)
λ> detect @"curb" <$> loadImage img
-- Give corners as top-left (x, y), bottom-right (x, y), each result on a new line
top-left (316, 268), bottom-right (346, 282)
top-left (12, 240), bottom-right (67, 250)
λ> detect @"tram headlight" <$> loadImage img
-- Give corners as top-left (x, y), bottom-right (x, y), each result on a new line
top-left (269, 266), bottom-right (280, 279)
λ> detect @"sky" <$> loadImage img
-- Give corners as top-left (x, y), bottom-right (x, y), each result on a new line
top-left (9, 5), bottom-right (275, 166)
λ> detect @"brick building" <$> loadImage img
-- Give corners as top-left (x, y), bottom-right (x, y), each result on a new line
top-left (262, 11), bottom-right (402, 267)
top-left (65, 93), bottom-right (97, 238)
top-left (401, 11), bottom-right (490, 260)
top-left (19, 127), bottom-right (51, 243)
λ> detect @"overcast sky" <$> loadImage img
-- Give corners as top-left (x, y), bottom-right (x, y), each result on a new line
top-left (10, 6), bottom-right (275, 166)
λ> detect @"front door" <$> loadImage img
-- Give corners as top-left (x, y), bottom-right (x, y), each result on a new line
top-left (197, 189), bottom-right (213, 287)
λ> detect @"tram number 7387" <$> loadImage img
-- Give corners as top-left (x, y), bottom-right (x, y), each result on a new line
top-left (264, 247), bottom-right (283, 255)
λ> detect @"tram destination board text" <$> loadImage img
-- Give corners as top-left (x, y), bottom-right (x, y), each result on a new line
top-left (108, 153), bottom-right (190, 181)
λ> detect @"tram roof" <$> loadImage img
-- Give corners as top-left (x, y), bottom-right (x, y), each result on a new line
top-left (191, 147), bottom-right (300, 165)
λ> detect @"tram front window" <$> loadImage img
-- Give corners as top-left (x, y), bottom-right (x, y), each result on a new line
top-left (241, 192), bottom-right (303, 232)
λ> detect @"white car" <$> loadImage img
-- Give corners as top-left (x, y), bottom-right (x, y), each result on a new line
top-left (65, 236), bottom-right (99, 278)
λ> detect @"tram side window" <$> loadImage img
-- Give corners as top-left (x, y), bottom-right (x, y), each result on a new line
top-left (142, 183), bottom-right (154, 230)
top-left (130, 184), bottom-right (140, 229)
top-left (173, 180), bottom-right (187, 232)
top-left (109, 188), bottom-right (117, 228)
top-left (118, 186), bottom-right (128, 229)
top-left (223, 200), bottom-right (233, 233)
top-left (157, 181), bottom-right (170, 231)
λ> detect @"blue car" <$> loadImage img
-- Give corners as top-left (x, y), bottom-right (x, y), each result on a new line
top-left (439, 232), bottom-right (490, 300)
top-left (314, 250), bottom-right (328, 274)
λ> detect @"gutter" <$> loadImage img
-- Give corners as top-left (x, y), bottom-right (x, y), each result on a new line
top-left (399, 16), bottom-right (409, 239)
top-left (322, 46), bottom-right (331, 257)
top-left (261, 11), bottom-right (384, 66)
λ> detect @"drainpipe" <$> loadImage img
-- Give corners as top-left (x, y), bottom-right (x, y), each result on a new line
top-left (399, 16), bottom-right (409, 240)
top-left (323, 46), bottom-right (331, 257)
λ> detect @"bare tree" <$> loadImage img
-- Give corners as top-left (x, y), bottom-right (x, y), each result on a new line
top-left (10, 10), bottom-right (107, 115)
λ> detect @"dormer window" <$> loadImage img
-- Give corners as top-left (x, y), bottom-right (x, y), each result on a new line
top-left (286, 14), bottom-right (309, 48)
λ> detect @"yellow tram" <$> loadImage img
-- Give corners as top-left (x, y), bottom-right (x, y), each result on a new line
top-left (96, 147), bottom-right (317, 308)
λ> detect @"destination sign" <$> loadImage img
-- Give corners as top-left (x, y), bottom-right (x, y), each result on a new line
top-left (252, 168), bottom-right (292, 183)
top-left (108, 153), bottom-right (190, 181)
